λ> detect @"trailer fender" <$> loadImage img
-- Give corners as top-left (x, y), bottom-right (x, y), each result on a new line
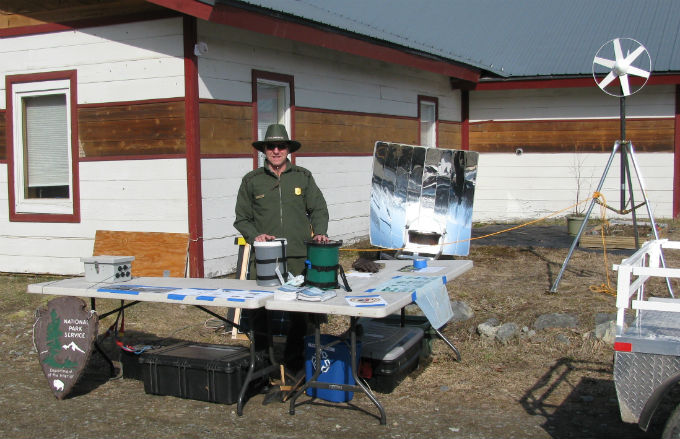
top-left (639, 371), bottom-right (680, 431)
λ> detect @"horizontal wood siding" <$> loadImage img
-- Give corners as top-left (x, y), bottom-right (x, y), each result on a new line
top-left (469, 118), bottom-right (675, 153)
top-left (296, 109), bottom-right (418, 154)
top-left (0, 0), bottom-right (165, 30)
top-left (199, 102), bottom-right (252, 155)
top-left (78, 101), bottom-right (186, 157)
top-left (439, 120), bottom-right (461, 149)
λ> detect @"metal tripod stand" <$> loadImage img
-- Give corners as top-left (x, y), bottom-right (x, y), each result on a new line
top-left (549, 139), bottom-right (670, 294)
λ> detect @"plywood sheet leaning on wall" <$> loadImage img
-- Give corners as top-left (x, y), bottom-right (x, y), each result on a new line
top-left (93, 231), bottom-right (189, 277)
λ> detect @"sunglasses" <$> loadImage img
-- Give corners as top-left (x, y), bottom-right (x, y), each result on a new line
top-left (265, 143), bottom-right (289, 151)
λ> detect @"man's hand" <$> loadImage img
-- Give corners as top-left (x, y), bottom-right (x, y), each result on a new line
top-left (255, 233), bottom-right (277, 242)
top-left (312, 234), bottom-right (330, 243)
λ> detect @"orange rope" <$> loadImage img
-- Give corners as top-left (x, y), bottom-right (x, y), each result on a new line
top-left (342, 191), bottom-right (617, 298)
top-left (588, 192), bottom-right (617, 296)
top-left (340, 193), bottom-right (598, 252)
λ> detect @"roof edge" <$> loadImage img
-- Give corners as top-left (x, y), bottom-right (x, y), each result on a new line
top-left (145, 0), bottom-right (484, 82)
top-left (475, 73), bottom-right (680, 90)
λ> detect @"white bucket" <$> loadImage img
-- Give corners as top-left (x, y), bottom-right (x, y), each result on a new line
top-left (253, 238), bottom-right (288, 286)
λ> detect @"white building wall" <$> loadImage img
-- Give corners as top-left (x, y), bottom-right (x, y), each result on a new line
top-left (470, 85), bottom-right (675, 121)
top-left (0, 17), bottom-right (185, 103)
top-left (0, 18), bottom-right (189, 275)
top-left (474, 152), bottom-right (673, 223)
top-left (0, 159), bottom-right (189, 275)
top-left (470, 85), bottom-right (675, 222)
top-left (296, 156), bottom-right (373, 243)
top-left (201, 157), bottom-right (251, 278)
top-left (197, 21), bottom-right (460, 118)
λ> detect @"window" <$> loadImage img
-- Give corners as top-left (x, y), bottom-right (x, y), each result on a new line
top-left (8, 72), bottom-right (79, 222)
top-left (419, 96), bottom-right (438, 147)
top-left (253, 71), bottom-right (293, 168)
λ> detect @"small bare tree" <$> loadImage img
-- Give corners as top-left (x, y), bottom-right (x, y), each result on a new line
top-left (570, 150), bottom-right (594, 216)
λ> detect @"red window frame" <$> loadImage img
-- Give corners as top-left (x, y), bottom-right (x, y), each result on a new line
top-left (6, 70), bottom-right (80, 223)
top-left (251, 70), bottom-right (295, 168)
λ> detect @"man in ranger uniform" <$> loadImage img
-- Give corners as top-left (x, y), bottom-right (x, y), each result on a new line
top-left (234, 123), bottom-right (329, 371)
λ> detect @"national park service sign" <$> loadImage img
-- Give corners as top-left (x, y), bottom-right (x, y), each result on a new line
top-left (34, 297), bottom-right (98, 399)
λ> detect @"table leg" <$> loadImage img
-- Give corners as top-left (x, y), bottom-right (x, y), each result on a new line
top-left (91, 299), bottom-right (142, 378)
top-left (434, 326), bottom-right (461, 362)
top-left (236, 311), bottom-right (279, 416)
top-left (288, 325), bottom-right (322, 414)
top-left (350, 317), bottom-right (386, 425)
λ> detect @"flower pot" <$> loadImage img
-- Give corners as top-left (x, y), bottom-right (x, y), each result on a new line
top-left (566, 214), bottom-right (587, 236)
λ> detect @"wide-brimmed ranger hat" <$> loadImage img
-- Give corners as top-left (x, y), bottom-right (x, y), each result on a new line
top-left (252, 124), bottom-right (301, 153)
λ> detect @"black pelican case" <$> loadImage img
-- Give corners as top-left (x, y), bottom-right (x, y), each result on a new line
top-left (139, 342), bottom-right (267, 404)
top-left (357, 319), bottom-right (424, 393)
top-left (367, 313), bottom-right (436, 358)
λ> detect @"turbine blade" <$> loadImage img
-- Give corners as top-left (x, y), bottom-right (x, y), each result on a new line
top-left (614, 38), bottom-right (624, 63)
top-left (626, 65), bottom-right (650, 79)
top-left (620, 75), bottom-right (631, 96)
top-left (594, 56), bottom-right (615, 69)
top-left (624, 45), bottom-right (646, 64)
top-left (598, 71), bottom-right (617, 89)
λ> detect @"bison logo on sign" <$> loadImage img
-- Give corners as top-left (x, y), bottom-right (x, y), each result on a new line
top-left (34, 297), bottom-right (98, 399)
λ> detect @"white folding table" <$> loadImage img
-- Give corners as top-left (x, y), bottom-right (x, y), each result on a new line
top-left (27, 259), bottom-right (472, 423)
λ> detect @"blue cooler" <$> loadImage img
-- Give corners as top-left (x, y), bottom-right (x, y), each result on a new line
top-left (305, 334), bottom-right (361, 402)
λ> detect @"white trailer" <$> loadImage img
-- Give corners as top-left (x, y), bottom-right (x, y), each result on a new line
top-left (613, 239), bottom-right (680, 437)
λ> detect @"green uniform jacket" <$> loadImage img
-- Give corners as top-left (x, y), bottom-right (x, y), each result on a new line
top-left (234, 160), bottom-right (329, 260)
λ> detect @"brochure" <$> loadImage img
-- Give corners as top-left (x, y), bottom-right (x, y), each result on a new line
top-left (345, 294), bottom-right (387, 307)
top-left (297, 286), bottom-right (336, 302)
top-left (275, 285), bottom-right (300, 301)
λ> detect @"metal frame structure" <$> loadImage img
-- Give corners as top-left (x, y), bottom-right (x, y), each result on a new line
top-left (549, 139), bottom-right (669, 293)
top-left (551, 38), bottom-right (670, 293)
top-left (612, 240), bottom-right (680, 430)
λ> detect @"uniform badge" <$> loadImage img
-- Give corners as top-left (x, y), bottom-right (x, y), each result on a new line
top-left (294, 187), bottom-right (302, 195)
top-left (255, 194), bottom-right (265, 199)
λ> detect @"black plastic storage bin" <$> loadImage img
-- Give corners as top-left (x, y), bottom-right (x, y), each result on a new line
top-left (139, 342), bottom-right (267, 404)
top-left (359, 314), bottom-right (435, 358)
top-left (357, 320), bottom-right (424, 393)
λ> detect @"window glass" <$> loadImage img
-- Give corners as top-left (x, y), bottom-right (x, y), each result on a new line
top-left (420, 100), bottom-right (437, 147)
top-left (256, 80), bottom-right (289, 167)
top-left (23, 94), bottom-right (70, 199)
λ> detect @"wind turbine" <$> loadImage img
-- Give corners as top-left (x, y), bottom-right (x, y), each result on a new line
top-left (592, 37), bottom-right (651, 97)
top-left (550, 38), bottom-right (669, 294)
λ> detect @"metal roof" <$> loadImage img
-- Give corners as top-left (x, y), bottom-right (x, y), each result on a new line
top-left (226, 0), bottom-right (680, 79)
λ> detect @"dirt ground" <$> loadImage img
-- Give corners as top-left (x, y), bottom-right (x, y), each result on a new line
top-left (2, 221), bottom-right (680, 439)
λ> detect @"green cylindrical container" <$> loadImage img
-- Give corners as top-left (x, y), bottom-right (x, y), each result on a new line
top-left (305, 240), bottom-right (343, 290)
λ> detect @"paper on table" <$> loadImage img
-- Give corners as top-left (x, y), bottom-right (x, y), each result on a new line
top-left (297, 287), bottom-right (336, 302)
top-left (178, 289), bottom-right (274, 302)
top-left (371, 275), bottom-right (438, 293)
top-left (166, 288), bottom-right (209, 297)
top-left (413, 279), bottom-right (453, 329)
top-left (345, 294), bottom-right (387, 307)
top-left (397, 265), bottom-right (445, 273)
top-left (97, 284), bottom-right (178, 295)
top-left (345, 270), bottom-right (373, 278)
